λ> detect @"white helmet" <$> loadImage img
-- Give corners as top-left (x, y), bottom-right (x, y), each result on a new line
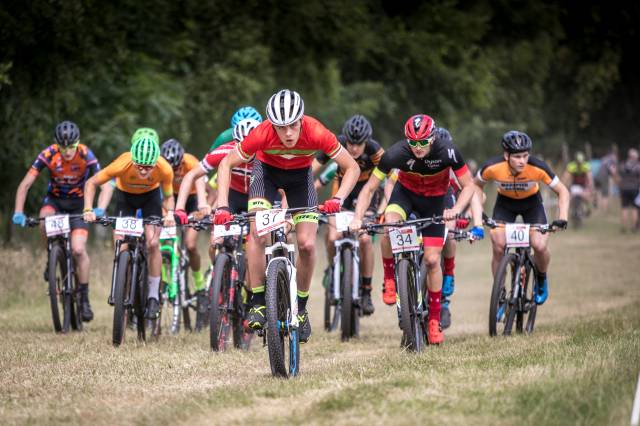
top-left (265, 89), bottom-right (304, 126)
top-left (232, 118), bottom-right (261, 142)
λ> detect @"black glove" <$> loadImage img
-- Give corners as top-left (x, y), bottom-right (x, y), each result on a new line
top-left (551, 219), bottom-right (568, 230)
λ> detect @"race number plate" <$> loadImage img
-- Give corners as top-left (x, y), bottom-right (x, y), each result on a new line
top-left (505, 223), bottom-right (530, 248)
top-left (44, 215), bottom-right (70, 236)
top-left (159, 226), bottom-right (177, 239)
top-left (115, 217), bottom-right (144, 237)
top-left (389, 226), bottom-right (420, 253)
top-left (255, 209), bottom-right (286, 236)
top-left (213, 224), bottom-right (242, 238)
top-left (335, 211), bottom-right (355, 232)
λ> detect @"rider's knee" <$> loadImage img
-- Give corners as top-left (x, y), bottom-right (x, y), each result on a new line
top-left (185, 240), bottom-right (198, 253)
top-left (359, 233), bottom-right (372, 246)
top-left (297, 239), bottom-right (316, 257)
top-left (71, 245), bottom-right (87, 259)
top-left (423, 252), bottom-right (441, 269)
top-left (146, 238), bottom-right (160, 253)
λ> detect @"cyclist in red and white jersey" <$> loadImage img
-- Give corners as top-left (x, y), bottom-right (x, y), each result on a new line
top-left (213, 90), bottom-right (359, 343)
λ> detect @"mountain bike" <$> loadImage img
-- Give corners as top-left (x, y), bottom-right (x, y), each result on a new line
top-left (245, 206), bottom-right (317, 377)
top-left (569, 185), bottom-right (587, 229)
top-left (151, 225), bottom-right (197, 337)
top-left (202, 216), bottom-right (253, 352)
top-left (321, 211), bottom-right (364, 341)
top-left (485, 218), bottom-right (559, 336)
top-left (364, 215), bottom-right (446, 352)
top-left (98, 215), bottom-right (162, 346)
top-left (26, 215), bottom-right (83, 333)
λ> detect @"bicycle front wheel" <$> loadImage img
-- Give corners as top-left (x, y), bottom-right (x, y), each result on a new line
top-left (209, 253), bottom-right (232, 351)
top-left (265, 259), bottom-right (299, 378)
top-left (489, 253), bottom-right (518, 336)
top-left (340, 247), bottom-right (357, 341)
top-left (47, 244), bottom-right (67, 333)
top-left (112, 250), bottom-right (132, 346)
top-left (397, 259), bottom-right (424, 352)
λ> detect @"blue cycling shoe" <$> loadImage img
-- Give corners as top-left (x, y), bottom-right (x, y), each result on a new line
top-left (534, 278), bottom-right (549, 305)
top-left (442, 275), bottom-right (455, 298)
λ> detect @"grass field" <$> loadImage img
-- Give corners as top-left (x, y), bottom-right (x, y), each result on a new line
top-left (1, 210), bottom-right (639, 425)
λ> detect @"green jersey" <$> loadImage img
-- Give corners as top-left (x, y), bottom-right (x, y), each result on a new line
top-left (209, 128), bottom-right (234, 151)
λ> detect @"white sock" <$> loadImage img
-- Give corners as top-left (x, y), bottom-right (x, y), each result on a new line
top-left (148, 276), bottom-right (160, 300)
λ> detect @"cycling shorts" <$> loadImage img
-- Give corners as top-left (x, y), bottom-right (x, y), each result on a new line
top-left (42, 195), bottom-right (89, 232)
top-left (492, 193), bottom-right (547, 224)
top-left (385, 183), bottom-right (445, 246)
top-left (248, 160), bottom-right (317, 223)
top-left (229, 188), bottom-right (248, 214)
top-left (341, 180), bottom-right (381, 213)
top-left (115, 187), bottom-right (162, 219)
top-left (620, 189), bottom-right (639, 208)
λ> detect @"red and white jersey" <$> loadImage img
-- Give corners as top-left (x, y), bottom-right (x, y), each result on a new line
top-left (201, 141), bottom-right (252, 194)
top-left (235, 115), bottom-right (342, 169)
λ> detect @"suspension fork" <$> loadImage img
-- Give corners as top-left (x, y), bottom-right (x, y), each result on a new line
top-left (109, 239), bottom-right (123, 305)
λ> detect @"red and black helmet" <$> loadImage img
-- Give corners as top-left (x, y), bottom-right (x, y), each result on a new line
top-left (404, 114), bottom-right (436, 141)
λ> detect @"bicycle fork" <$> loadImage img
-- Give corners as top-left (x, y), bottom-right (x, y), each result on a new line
top-left (332, 240), bottom-right (360, 304)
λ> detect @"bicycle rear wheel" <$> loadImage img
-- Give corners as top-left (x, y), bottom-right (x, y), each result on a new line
top-left (209, 253), bottom-right (232, 351)
top-left (397, 259), bottom-right (424, 352)
top-left (265, 259), bottom-right (299, 378)
top-left (112, 251), bottom-right (132, 346)
top-left (489, 253), bottom-right (518, 336)
top-left (340, 247), bottom-right (357, 341)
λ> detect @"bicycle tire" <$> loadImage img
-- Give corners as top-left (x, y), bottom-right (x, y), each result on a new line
top-left (265, 258), bottom-right (299, 377)
top-left (231, 280), bottom-right (246, 349)
top-left (523, 261), bottom-right (538, 334)
top-left (489, 253), bottom-right (517, 336)
top-left (112, 250), bottom-right (132, 346)
top-left (209, 253), bottom-right (232, 351)
top-left (70, 273), bottom-right (82, 332)
top-left (397, 259), bottom-right (424, 352)
top-left (47, 244), bottom-right (66, 333)
top-left (340, 247), bottom-right (354, 341)
top-left (136, 257), bottom-right (147, 342)
top-left (181, 267), bottom-right (193, 332)
top-left (323, 268), bottom-right (332, 332)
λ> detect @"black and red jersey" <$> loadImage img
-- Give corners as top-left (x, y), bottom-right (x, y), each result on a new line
top-left (316, 135), bottom-right (384, 182)
top-left (372, 128), bottom-right (468, 197)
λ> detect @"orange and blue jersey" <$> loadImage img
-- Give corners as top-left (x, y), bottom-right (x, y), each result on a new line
top-left (29, 144), bottom-right (100, 199)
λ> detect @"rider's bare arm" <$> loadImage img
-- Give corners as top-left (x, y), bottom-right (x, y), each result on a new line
top-left (83, 175), bottom-right (99, 213)
top-left (96, 182), bottom-right (113, 211)
top-left (176, 165), bottom-right (206, 211)
top-left (331, 149), bottom-right (359, 201)
top-left (445, 170), bottom-right (475, 220)
top-left (550, 180), bottom-right (570, 221)
top-left (14, 171), bottom-right (37, 213)
top-left (354, 174), bottom-right (383, 221)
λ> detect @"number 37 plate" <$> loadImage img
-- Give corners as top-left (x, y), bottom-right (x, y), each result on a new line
top-left (389, 226), bottom-right (420, 253)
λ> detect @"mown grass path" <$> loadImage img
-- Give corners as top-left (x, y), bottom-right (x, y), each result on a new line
top-left (1, 212), bottom-right (638, 425)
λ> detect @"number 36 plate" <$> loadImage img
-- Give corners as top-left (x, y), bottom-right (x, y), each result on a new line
top-left (389, 226), bottom-right (420, 253)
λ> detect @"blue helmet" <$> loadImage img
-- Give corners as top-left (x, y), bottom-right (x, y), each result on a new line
top-left (231, 106), bottom-right (263, 128)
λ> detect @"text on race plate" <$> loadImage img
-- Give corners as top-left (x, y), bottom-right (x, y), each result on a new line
top-left (255, 209), bottom-right (286, 236)
top-left (45, 215), bottom-right (70, 237)
top-left (335, 211), bottom-right (355, 232)
top-left (505, 223), bottom-right (530, 248)
top-left (389, 226), bottom-right (420, 254)
top-left (115, 217), bottom-right (144, 237)
top-left (160, 226), bottom-right (177, 239)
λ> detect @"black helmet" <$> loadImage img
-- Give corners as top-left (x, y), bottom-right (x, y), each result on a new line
top-left (501, 131), bottom-right (532, 153)
top-left (54, 121), bottom-right (80, 146)
top-left (342, 114), bottom-right (372, 145)
top-left (160, 138), bottom-right (185, 168)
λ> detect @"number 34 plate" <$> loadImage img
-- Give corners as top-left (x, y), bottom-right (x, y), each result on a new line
top-left (389, 226), bottom-right (420, 253)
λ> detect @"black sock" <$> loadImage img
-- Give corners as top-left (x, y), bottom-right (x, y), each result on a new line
top-left (361, 277), bottom-right (372, 294)
top-left (298, 295), bottom-right (309, 312)
top-left (251, 289), bottom-right (265, 307)
top-left (536, 272), bottom-right (547, 285)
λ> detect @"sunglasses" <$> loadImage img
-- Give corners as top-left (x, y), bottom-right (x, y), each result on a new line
top-left (58, 142), bottom-right (79, 152)
top-left (135, 164), bottom-right (154, 171)
top-left (406, 135), bottom-right (435, 148)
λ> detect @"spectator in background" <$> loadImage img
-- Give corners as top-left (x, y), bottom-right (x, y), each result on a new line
top-left (610, 148), bottom-right (640, 233)
top-left (595, 148), bottom-right (618, 211)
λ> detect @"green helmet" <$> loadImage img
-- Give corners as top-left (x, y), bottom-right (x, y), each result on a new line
top-left (131, 127), bottom-right (159, 145)
top-left (131, 136), bottom-right (160, 166)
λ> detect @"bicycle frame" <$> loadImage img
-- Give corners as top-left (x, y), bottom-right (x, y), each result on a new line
top-left (264, 226), bottom-right (299, 329)
top-left (108, 234), bottom-right (147, 309)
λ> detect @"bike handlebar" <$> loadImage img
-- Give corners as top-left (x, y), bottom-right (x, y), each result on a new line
top-left (482, 217), bottom-right (559, 234)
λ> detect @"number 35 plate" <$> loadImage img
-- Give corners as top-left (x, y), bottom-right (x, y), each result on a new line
top-left (44, 215), bottom-right (70, 236)
top-left (389, 226), bottom-right (420, 253)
